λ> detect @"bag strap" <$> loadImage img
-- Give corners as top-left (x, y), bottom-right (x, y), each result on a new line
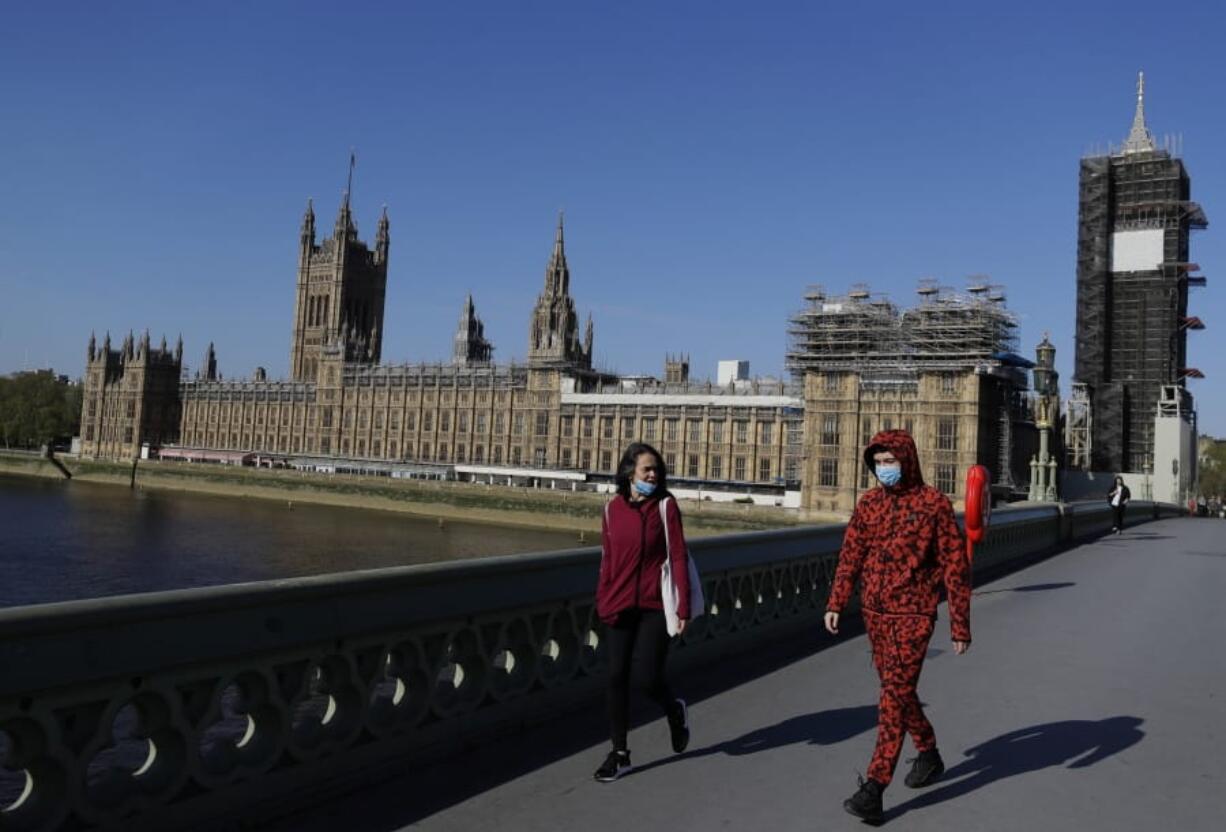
top-left (601, 501), bottom-right (611, 566)
top-left (659, 497), bottom-right (671, 561)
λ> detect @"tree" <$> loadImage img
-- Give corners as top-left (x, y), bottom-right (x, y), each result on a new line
top-left (1198, 437), bottom-right (1226, 499)
top-left (0, 371), bottom-right (82, 448)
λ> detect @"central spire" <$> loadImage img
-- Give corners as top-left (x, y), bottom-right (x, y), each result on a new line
top-left (1122, 70), bottom-right (1155, 155)
top-left (334, 152), bottom-right (358, 237)
top-left (545, 211), bottom-right (569, 296)
top-left (551, 211), bottom-right (566, 268)
top-left (301, 197), bottom-right (316, 245)
top-left (335, 190), bottom-right (355, 237)
top-left (529, 214), bottom-right (590, 370)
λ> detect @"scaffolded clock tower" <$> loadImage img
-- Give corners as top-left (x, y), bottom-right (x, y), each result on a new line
top-left (1070, 73), bottom-right (1207, 474)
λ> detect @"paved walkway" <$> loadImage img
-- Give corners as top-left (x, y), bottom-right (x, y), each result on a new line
top-left (273, 518), bottom-right (1226, 831)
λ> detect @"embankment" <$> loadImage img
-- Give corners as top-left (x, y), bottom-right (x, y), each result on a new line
top-left (0, 452), bottom-right (803, 534)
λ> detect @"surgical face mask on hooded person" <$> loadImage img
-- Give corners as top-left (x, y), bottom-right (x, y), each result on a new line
top-left (875, 465), bottom-right (902, 487)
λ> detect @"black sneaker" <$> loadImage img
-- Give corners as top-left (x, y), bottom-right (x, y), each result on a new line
top-left (593, 749), bottom-right (632, 782)
top-left (843, 775), bottom-right (884, 825)
top-left (903, 748), bottom-right (945, 788)
top-left (667, 698), bottom-right (690, 753)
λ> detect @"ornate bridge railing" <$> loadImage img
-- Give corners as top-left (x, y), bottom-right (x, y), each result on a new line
top-left (0, 500), bottom-right (1179, 830)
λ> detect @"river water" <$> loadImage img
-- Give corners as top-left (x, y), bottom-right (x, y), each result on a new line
top-left (0, 475), bottom-right (582, 608)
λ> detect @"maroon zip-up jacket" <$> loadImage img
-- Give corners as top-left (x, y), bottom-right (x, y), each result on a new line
top-left (596, 492), bottom-right (691, 625)
top-left (826, 430), bottom-right (972, 642)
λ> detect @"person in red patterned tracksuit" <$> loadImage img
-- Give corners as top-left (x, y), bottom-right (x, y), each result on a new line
top-left (823, 429), bottom-right (972, 824)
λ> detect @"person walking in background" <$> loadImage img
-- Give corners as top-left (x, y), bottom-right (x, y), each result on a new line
top-left (592, 442), bottom-right (691, 782)
top-left (1108, 476), bottom-right (1130, 534)
top-left (824, 430), bottom-right (972, 824)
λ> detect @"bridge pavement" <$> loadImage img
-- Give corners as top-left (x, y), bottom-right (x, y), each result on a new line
top-left (268, 517), bottom-right (1225, 831)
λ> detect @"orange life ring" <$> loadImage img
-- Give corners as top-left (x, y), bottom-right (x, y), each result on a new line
top-left (965, 464), bottom-right (992, 546)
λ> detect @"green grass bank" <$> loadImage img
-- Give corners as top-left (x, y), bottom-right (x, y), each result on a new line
top-left (0, 452), bottom-right (813, 535)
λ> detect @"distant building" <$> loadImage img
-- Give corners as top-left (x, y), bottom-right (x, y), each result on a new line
top-left (787, 283), bottom-right (1036, 514)
top-left (79, 332), bottom-right (182, 460)
top-left (80, 204), bottom-right (802, 494)
top-left (1070, 72), bottom-right (1207, 475)
top-left (81, 183), bottom-right (1035, 515)
top-left (717, 360), bottom-right (749, 386)
top-left (555, 373), bottom-right (805, 489)
top-left (169, 211), bottom-right (617, 468)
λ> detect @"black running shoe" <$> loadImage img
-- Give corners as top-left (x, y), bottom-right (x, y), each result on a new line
top-left (593, 749), bottom-right (632, 782)
top-left (904, 748), bottom-right (945, 788)
top-left (843, 775), bottom-right (884, 825)
top-left (667, 698), bottom-right (690, 753)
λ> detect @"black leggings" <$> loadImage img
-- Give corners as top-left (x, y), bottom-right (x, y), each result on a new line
top-left (1112, 504), bottom-right (1126, 529)
top-left (606, 608), bottom-right (675, 751)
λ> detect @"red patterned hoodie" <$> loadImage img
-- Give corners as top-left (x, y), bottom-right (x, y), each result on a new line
top-left (596, 493), bottom-right (691, 625)
top-left (826, 430), bottom-right (972, 642)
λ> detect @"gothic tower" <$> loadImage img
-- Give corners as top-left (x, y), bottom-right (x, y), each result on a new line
top-left (199, 341), bottom-right (217, 381)
top-left (528, 214), bottom-right (593, 370)
top-left (79, 330), bottom-right (182, 460)
top-left (1072, 72), bottom-right (1207, 473)
top-left (454, 293), bottom-right (494, 366)
top-left (289, 187), bottom-right (390, 381)
top-left (665, 353), bottom-right (690, 384)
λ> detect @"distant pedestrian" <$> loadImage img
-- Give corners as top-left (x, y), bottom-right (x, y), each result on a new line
top-left (824, 430), bottom-right (972, 824)
top-left (592, 442), bottom-right (691, 782)
top-left (1108, 476), bottom-right (1130, 533)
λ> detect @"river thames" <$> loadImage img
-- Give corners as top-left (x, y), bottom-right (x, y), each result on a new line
top-left (0, 474), bottom-right (581, 608)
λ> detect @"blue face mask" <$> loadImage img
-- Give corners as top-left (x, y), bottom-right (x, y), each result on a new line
top-left (875, 466), bottom-right (902, 487)
top-left (633, 479), bottom-right (656, 496)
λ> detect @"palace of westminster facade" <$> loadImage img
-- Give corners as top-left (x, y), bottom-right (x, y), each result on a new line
top-left (80, 193), bottom-right (1038, 515)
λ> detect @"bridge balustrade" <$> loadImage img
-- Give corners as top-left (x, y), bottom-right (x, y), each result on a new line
top-left (0, 500), bottom-right (1180, 831)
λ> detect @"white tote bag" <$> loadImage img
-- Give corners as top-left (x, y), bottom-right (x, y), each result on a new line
top-left (659, 497), bottom-right (705, 636)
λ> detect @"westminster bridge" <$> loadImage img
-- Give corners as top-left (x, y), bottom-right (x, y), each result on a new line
top-left (3, 500), bottom-right (1218, 831)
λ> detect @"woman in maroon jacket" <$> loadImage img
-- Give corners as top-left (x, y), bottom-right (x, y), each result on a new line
top-left (823, 430), bottom-right (973, 823)
top-left (592, 442), bottom-right (692, 782)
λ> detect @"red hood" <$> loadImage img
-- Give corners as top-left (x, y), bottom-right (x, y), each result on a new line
top-left (863, 429), bottom-right (925, 490)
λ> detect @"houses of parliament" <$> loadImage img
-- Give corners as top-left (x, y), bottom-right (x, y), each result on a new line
top-left (79, 187), bottom-right (1041, 515)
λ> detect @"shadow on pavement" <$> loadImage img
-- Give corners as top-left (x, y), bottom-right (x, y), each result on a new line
top-left (261, 624), bottom-right (871, 832)
top-left (887, 716), bottom-right (1145, 822)
top-left (629, 704), bottom-right (879, 777)
top-left (975, 581), bottom-right (1076, 596)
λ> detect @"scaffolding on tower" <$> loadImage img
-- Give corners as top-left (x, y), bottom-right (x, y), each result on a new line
top-left (786, 280), bottom-right (1019, 377)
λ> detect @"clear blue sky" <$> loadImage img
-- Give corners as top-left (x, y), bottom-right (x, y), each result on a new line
top-left (1, 0), bottom-right (1223, 434)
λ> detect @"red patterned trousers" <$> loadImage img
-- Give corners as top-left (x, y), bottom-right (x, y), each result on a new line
top-left (864, 609), bottom-right (937, 785)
